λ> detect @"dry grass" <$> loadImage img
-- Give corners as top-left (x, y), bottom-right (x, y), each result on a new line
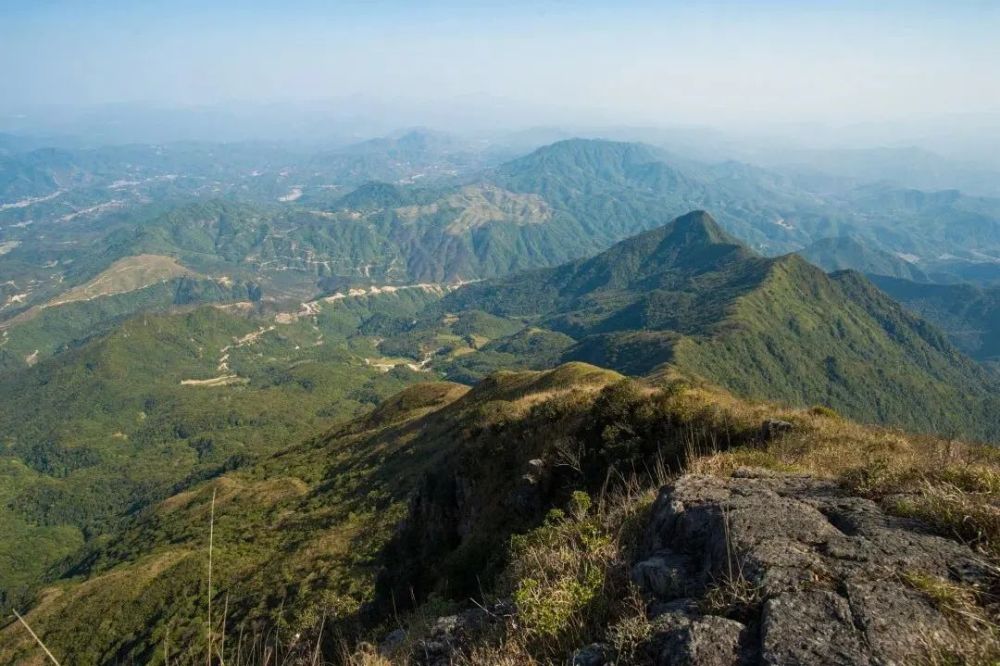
top-left (47, 254), bottom-right (195, 307)
top-left (676, 382), bottom-right (1000, 664)
top-left (902, 570), bottom-right (1000, 665)
top-left (890, 480), bottom-right (1000, 558)
top-left (342, 642), bottom-right (393, 665)
top-left (393, 184), bottom-right (551, 235)
top-left (699, 572), bottom-right (764, 622)
top-left (340, 480), bottom-right (659, 666)
top-left (339, 378), bottom-right (1000, 665)
top-left (682, 382), bottom-right (1000, 560)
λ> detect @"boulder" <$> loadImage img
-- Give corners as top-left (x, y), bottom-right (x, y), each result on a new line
top-left (648, 611), bottom-right (747, 666)
top-left (412, 601), bottom-right (513, 666)
top-left (758, 419), bottom-right (793, 442)
top-left (378, 627), bottom-right (407, 656)
top-left (631, 550), bottom-right (693, 598)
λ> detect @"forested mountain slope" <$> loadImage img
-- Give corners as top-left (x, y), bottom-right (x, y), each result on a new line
top-left (797, 235), bottom-right (929, 281)
top-left (871, 274), bottom-right (1000, 370)
top-left (0, 289), bottom-right (443, 608)
top-left (441, 211), bottom-right (1000, 439)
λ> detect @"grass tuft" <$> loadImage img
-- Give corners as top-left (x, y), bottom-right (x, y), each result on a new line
top-left (902, 570), bottom-right (1000, 665)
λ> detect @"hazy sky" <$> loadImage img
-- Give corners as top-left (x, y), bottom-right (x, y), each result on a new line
top-left (2, 0), bottom-right (999, 128)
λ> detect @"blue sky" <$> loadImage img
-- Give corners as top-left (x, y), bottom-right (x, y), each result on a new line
top-left (2, 1), bottom-right (999, 126)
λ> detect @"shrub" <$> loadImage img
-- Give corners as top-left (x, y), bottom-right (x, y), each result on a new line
top-left (809, 405), bottom-right (840, 419)
top-left (506, 494), bottom-right (614, 653)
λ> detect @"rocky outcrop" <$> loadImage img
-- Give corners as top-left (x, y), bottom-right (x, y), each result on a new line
top-left (758, 419), bottom-right (793, 442)
top-left (631, 469), bottom-right (994, 665)
top-left (642, 606), bottom-right (749, 666)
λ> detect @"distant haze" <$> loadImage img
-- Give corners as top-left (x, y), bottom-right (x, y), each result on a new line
top-left (1, 0), bottom-right (999, 156)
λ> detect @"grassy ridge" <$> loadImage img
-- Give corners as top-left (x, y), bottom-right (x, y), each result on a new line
top-left (0, 364), bottom-right (627, 664)
top-left (3, 363), bottom-right (997, 664)
top-left (672, 257), bottom-right (1000, 438)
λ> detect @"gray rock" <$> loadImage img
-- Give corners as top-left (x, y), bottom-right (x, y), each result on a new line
top-left (760, 590), bottom-right (869, 665)
top-left (412, 601), bottom-right (512, 666)
top-left (632, 550), bottom-right (692, 598)
top-left (759, 419), bottom-right (793, 441)
top-left (506, 459), bottom-right (553, 516)
top-left (648, 597), bottom-right (699, 620)
top-left (378, 628), bottom-right (407, 656)
top-left (636, 472), bottom-right (993, 664)
top-left (656, 614), bottom-right (746, 666)
top-left (641, 597), bottom-right (749, 666)
top-left (731, 466), bottom-right (783, 479)
top-left (413, 610), bottom-right (485, 665)
top-left (842, 576), bottom-right (953, 662)
top-left (572, 642), bottom-right (610, 666)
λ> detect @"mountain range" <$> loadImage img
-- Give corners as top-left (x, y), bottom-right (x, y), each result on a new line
top-left (437, 211), bottom-right (999, 438)
top-left (5, 137), bottom-right (1000, 381)
top-left (1, 133), bottom-right (1000, 664)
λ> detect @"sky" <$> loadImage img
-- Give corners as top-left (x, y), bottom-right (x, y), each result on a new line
top-left (1, 0), bottom-right (999, 132)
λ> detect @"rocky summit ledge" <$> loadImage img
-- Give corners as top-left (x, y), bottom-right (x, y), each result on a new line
top-left (631, 469), bottom-right (994, 665)
top-left (377, 468), bottom-right (996, 666)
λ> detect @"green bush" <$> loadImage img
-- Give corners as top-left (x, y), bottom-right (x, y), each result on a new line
top-left (508, 494), bottom-right (612, 646)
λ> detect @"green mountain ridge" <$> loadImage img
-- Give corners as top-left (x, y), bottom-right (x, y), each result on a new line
top-left (439, 211), bottom-right (1000, 439)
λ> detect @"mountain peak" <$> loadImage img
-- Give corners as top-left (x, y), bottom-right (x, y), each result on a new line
top-left (498, 138), bottom-right (662, 177)
top-left (535, 137), bottom-right (660, 163)
top-left (440, 210), bottom-right (757, 319)
top-left (601, 210), bottom-right (748, 274)
top-left (663, 209), bottom-right (734, 246)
